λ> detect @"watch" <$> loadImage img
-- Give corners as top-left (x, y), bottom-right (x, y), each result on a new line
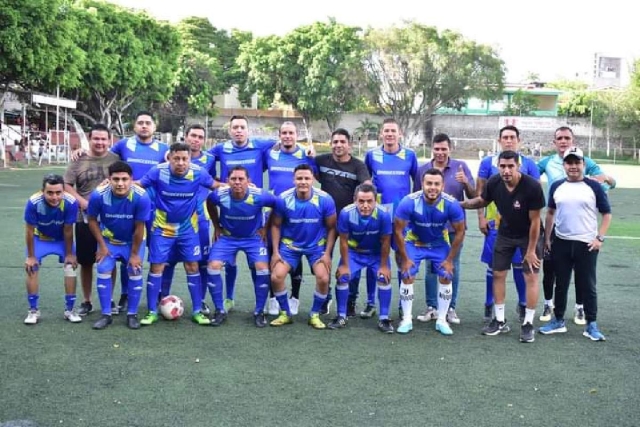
top-left (596, 235), bottom-right (605, 242)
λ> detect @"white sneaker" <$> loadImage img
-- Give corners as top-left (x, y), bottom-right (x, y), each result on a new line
top-left (267, 297), bottom-right (279, 316)
top-left (417, 306), bottom-right (437, 322)
top-left (574, 306), bottom-right (586, 325)
top-left (24, 309), bottom-right (40, 325)
top-left (446, 308), bottom-right (461, 325)
top-left (64, 309), bottom-right (82, 323)
top-left (289, 297), bottom-right (300, 316)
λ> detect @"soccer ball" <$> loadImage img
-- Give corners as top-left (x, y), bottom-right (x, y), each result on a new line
top-left (159, 295), bottom-right (184, 320)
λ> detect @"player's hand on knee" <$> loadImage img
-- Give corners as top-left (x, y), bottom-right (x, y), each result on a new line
top-left (64, 255), bottom-right (78, 269)
top-left (336, 264), bottom-right (350, 282)
top-left (25, 256), bottom-right (39, 275)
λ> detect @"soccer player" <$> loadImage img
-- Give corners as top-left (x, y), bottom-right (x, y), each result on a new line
top-left (64, 123), bottom-right (119, 317)
top-left (23, 174), bottom-right (81, 324)
top-left (540, 147), bottom-right (612, 341)
top-left (329, 183), bottom-right (394, 333)
top-left (206, 166), bottom-right (277, 327)
top-left (394, 169), bottom-right (465, 335)
top-left (86, 161), bottom-right (151, 330)
top-left (462, 150), bottom-right (545, 343)
top-left (537, 126), bottom-right (616, 323)
top-left (476, 125), bottom-right (540, 322)
top-left (137, 142), bottom-right (221, 326)
top-left (269, 164), bottom-right (337, 329)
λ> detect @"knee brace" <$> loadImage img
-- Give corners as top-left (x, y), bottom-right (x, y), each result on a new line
top-left (63, 264), bottom-right (77, 278)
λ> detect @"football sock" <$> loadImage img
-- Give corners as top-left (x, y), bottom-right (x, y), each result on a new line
top-left (64, 294), bottom-right (77, 312)
top-left (119, 262), bottom-right (129, 296)
top-left (524, 308), bottom-right (535, 325)
top-left (399, 283), bottom-right (414, 322)
top-left (160, 263), bottom-right (176, 298)
top-left (254, 269), bottom-right (270, 315)
top-left (28, 294), bottom-right (39, 310)
top-left (311, 291), bottom-right (327, 315)
top-left (290, 263), bottom-right (302, 299)
top-left (495, 303), bottom-right (506, 323)
top-left (186, 273), bottom-right (202, 313)
top-left (146, 273), bottom-right (162, 313)
top-left (207, 268), bottom-right (224, 312)
top-left (225, 264), bottom-right (237, 300)
top-left (437, 283), bottom-right (452, 322)
top-left (485, 268), bottom-right (494, 306)
top-left (378, 283), bottom-right (392, 320)
top-left (336, 282), bottom-right (349, 318)
top-left (96, 272), bottom-right (112, 315)
top-left (274, 290), bottom-right (291, 316)
top-left (199, 262), bottom-right (208, 302)
top-left (366, 269), bottom-right (376, 305)
top-left (127, 271), bottom-right (143, 316)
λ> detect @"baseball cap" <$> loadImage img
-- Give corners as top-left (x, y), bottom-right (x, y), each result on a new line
top-left (563, 147), bottom-right (584, 161)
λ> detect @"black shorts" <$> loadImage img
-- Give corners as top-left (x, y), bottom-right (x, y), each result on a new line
top-left (75, 222), bottom-right (97, 266)
top-left (493, 233), bottom-right (543, 273)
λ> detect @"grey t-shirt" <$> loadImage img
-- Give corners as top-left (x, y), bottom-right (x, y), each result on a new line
top-left (314, 153), bottom-right (370, 213)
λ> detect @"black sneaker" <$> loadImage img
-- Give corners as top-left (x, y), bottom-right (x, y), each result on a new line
top-left (346, 300), bottom-right (357, 318)
top-left (126, 314), bottom-right (140, 330)
top-left (518, 304), bottom-right (526, 323)
top-left (117, 294), bottom-right (128, 312)
top-left (520, 322), bottom-right (535, 343)
top-left (484, 304), bottom-right (494, 322)
top-left (210, 310), bottom-right (227, 327)
top-left (482, 318), bottom-right (510, 336)
top-left (360, 304), bottom-right (376, 319)
top-left (320, 299), bottom-right (332, 316)
top-left (111, 300), bottom-right (119, 315)
top-left (378, 319), bottom-right (394, 334)
top-left (77, 302), bottom-right (93, 317)
top-left (253, 312), bottom-right (267, 328)
top-left (92, 314), bottom-right (112, 330)
top-left (328, 316), bottom-right (347, 330)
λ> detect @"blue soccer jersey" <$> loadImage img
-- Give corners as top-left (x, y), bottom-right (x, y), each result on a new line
top-left (275, 188), bottom-right (336, 251)
top-left (139, 163), bottom-right (214, 236)
top-left (209, 138), bottom-right (276, 187)
top-left (208, 187), bottom-right (277, 237)
top-left (87, 185), bottom-right (151, 244)
top-left (365, 146), bottom-right (418, 213)
top-left (337, 204), bottom-right (392, 255)
top-left (192, 151), bottom-right (216, 218)
top-left (395, 192), bottom-right (465, 248)
top-left (111, 137), bottom-right (169, 180)
top-left (24, 192), bottom-right (78, 241)
top-left (265, 145), bottom-right (316, 196)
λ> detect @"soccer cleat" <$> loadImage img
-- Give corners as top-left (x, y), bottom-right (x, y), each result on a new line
top-left (328, 316), bottom-right (347, 330)
top-left (117, 294), bottom-right (128, 312)
top-left (126, 314), bottom-right (141, 330)
top-left (583, 322), bottom-right (606, 341)
top-left (110, 300), bottom-right (119, 315)
top-left (267, 297), bottom-right (279, 316)
top-left (574, 306), bottom-right (586, 325)
top-left (482, 319), bottom-right (510, 336)
top-left (208, 311), bottom-right (226, 326)
top-left (92, 314), bottom-right (112, 330)
top-left (140, 312), bottom-right (159, 326)
top-left (77, 302), bottom-right (93, 316)
top-left (253, 312), bottom-right (267, 328)
top-left (517, 304), bottom-right (526, 323)
top-left (289, 297), bottom-right (300, 316)
top-left (64, 310), bottom-right (82, 323)
top-left (345, 300), bottom-right (356, 318)
top-left (539, 318), bottom-right (567, 335)
top-left (539, 304), bottom-right (553, 322)
top-left (308, 313), bottom-right (326, 330)
top-left (320, 299), bottom-right (333, 316)
top-left (360, 304), bottom-right (377, 319)
top-left (435, 320), bottom-right (453, 336)
top-left (378, 319), bottom-right (394, 334)
top-left (520, 322), bottom-right (535, 343)
top-left (446, 308), bottom-right (461, 325)
top-left (270, 311), bottom-right (293, 327)
top-left (397, 320), bottom-right (413, 334)
top-left (201, 302), bottom-right (211, 316)
top-left (484, 304), bottom-right (494, 322)
top-left (417, 306), bottom-right (437, 322)
top-left (223, 299), bottom-right (235, 313)
top-left (24, 309), bottom-right (40, 325)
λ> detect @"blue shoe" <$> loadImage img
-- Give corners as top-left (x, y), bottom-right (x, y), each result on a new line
top-left (583, 322), bottom-right (606, 341)
top-left (435, 321), bottom-right (453, 336)
top-left (397, 320), bottom-right (413, 334)
top-left (539, 318), bottom-right (567, 335)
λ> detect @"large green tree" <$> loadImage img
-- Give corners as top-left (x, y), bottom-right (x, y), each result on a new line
top-left (363, 22), bottom-right (505, 142)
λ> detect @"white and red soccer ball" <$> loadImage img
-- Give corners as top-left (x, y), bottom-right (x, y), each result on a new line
top-left (159, 295), bottom-right (185, 320)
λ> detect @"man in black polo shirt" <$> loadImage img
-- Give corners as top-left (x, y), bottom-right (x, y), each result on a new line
top-left (461, 150), bottom-right (545, 343)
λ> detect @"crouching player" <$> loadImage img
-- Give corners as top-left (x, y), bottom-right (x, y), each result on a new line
top-left (394, 169), bottom-right (465, 335)
top-left (87, 161), bottom-right (151, 330)
top-left (23, 174), bottom-right (81, 324)
top-left (329, 183), bottom-right (394, 333)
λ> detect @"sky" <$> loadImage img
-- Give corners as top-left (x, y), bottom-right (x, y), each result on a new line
top-left (111, 0), bottom-right (638, 83)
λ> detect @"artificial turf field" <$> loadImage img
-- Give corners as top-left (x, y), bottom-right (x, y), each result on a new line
top-left (0, 166), bottom-right (639, 427)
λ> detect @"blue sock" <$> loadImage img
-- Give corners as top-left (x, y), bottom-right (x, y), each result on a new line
top-left (485, 268), bottom-right (494, 306)
top-left (348, 269), bottom-right (361, 302)
top-left (119, 263), bottom-right (129, 296)
top-left (254, 269), bottom-right (270, 314)
top-left (225, 264), bottom-right (237, 300)
top-left (378, 283), bottom-right (392, 319)
top-left (207, 268), bottom-right (224, 312)
top-left (28, 294), bottom-right (39, 310)
top-left (274, 290), bottom-right (291, 316)
top-left (127, 271), bottom-right (143, 315)
top-left (366, 269), bottom-right (376, 305)
top-left (64, 294), bottom-right (76, 312)
top-left (146, 273), bottom-right (162, 313)
top-left (186, 273), bottom-right (202, 313)
top-left (336, 283), bottom-right (349, 317)
top-left (96, 272), bottom-right (112, 315)
top-left (513, 266), bottom-right (526, 306)
top-left (161, 263), bottom-right (176, 298)
top-left (199, 262), bottom-right (208, 302)
top-left (310, 291), bottom-right (327, 315)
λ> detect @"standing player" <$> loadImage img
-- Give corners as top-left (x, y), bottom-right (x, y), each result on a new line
top-left (394, 169), bottom-right (465, 335)
top-left (137, 143), bottom-right (221, 326)
top-left (330, 184), bottom-right (394, 333)
top-left (23, 174), bottom-right (81, 324)
top-left (206, 166), bottom-right (277, 327)
top-left (87, 161), bottom-right (151, 330)
top-left (462, 151), bottom-right (545, 343)
top-left (269, 164), bottom-right (337, 329)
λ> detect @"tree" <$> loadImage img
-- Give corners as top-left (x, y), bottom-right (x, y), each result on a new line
top-left (362, 22), bottom-right (505, 143)
top-left (504, 89), bottom-right (539, 116)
